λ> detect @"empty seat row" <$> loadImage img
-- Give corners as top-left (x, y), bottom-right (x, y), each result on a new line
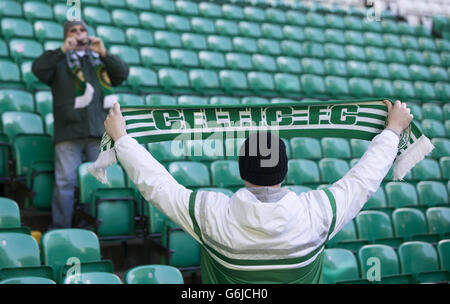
top-left (324, 241), bottom-right (450, 283)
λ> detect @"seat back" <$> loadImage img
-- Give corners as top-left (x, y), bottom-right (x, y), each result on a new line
top-left (1, 112), bottom-right (44, 143)
top-left (358, 244), bottom-right (401, 278)
top-left (426, 207), bottom-right (450, 235)
top-left (398, 241), bottom-right (440, 274)
top-left (323, 248), bottom-right (359, 283)
top-left (0, 198), bottom-right (21, 228)
top-left (356, 211), bottom-right (394, 241)
top-left (0, 233), bottom-right (41, 269)
top-left (64, 272), bottom-right (122, 284)
top-left (125, 265), bottom-right (183, 284)
top-left (392, 208), bottom-right (428, 240)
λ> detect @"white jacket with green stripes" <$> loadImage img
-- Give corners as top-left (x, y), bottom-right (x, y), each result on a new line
top-left (114, 129), bottom-right (400, 283)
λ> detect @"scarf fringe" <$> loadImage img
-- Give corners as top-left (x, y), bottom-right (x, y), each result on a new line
top-left (393, 135), bottom-right (435, 181)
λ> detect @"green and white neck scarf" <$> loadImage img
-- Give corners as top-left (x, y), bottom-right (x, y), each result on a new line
top-left (66, 49), bottom-right (118, 109)
top-left (88, 99), bottom-right (434, 184)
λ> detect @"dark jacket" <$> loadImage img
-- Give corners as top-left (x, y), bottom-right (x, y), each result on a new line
top-left (32, 48), bottom-right (129, 144)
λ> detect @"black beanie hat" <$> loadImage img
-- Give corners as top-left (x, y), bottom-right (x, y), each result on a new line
top-left (238, 132), bottom-right (288, 186)
top-left (63, 20), bottom-right (87, 39)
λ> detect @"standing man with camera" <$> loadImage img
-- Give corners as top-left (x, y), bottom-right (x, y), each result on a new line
top-left (32, 20), bottom-right (129, 229)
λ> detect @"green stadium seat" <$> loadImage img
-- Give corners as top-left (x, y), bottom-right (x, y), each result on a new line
top-left (372, 79), bottom-right (394, 98)
top-left (168, 161), bottom-right (210, 188)
top-left (282, 25), bottom-right (304, 42)
top-left (117, 94), bottom-right (144, 106)
top-left (209, 96), bottom-right (239, 105)
top-left (385, 182), bottom-right (419, 208)
top-left (324, 43), bottom-right (346, 60)
top-left (0, 232), bottom-right (53, 281)
top-left (276, 56), bottom-right (301, 74)
top-left (324, 29), bottom-right (345, 45)
top-left (407, 103), bottom-right (423, 120)
top-left (421, 119), bottom-right (446, 138)
top-left (257, 39), bottom-right (281, 56)
top-left (345, 45), bottom-right (366, 61)
top-left (125, 265), bottom-right (183, 284)
top-left (189, 69), bottom-right (219, 92)
top-left (417, 181), bottom-right (448, 207)
top-left (275, 73), bottom-right (301, 94)
top-left (159, 68), bottom-right (189, 92)
top-left (405, 50), bottom-right (425, 65)
top-left (345, 31), bottom-right (365, 46)
top-left (325, 14), bottom-right (345, 29)
top-left (154, 31), bottom-right (181, 49)
top-left (344, 16), bottom-right (363, 31)
top-left (363, 187), bottom-right (388, 211)
top-left (126, 28), bottom-right (154, 47)
top-left (300, 74), bottom-right (326, 96)
top-left (303, 42), bottom-right (325, 58)
top-left (176, 0), bottom-right (198, 16)
top-left (364, 32), bottom-right (384, 47)
top-left (232, 36), bottom-right (256, 53)
top-left (0, 39), bottom-right (8, 58)
top-left (161, 220), bottom-right (201, 270)
top-left (388, 63), bottom-right (411, 80)
top-left (358, 244), bottom-right (404, 280)
top-left (166, 15), bottom-right (191, 32)
top-left (290, 137), bottom-right (322, 159)
top-left (321, 138), bottom-right (351, 159)
top-left (225, 52), bottom-right (252, 70)
top-left (380, 20), bottom-right (399, 34)
top-left (140, 47), bottom-right (168, 67)
top-left (301, 58), bottom-right (324, 75)
top-left (1, 111), bottom-right (43, 143)
top-left (393, 80), bottom-right (416, 100)
top-left (347, 61), bottom-right (369, 78)
top-left (252, 54), bottom-right (276, 72)
top-left (398, 241), bottom-right (448, 283)
top-left (356, 211), bottom-right (402, 246)
top-left (0, 277), bottom-right (55, 284)
top-left (266, 8), bottom-right (286, 24)
top-left (261, 23), bottom-right (283, 40)
top-left (198, 51), bottom-right (225, 69)
top-left (199, 2), bottom-right (221, 18)
top-left (434, 82), bottom-right (450, 100)
top-left (401, 35), bottom-right (419, 50)
top-left (429, 66), bottom-right (449, 82)
top-left (409, 65), bottom-right (432, 82)
top-left (286, 159), bottom-right (320, 185)
top-left (34, 21), bottom-right (63, 43)
top-left (170, 49), bottom-right (198, 68)
top-left (151, 0), bottom-right (176, 13)
top-left (83, 6), bottom-right (111, 25)
top-left (127, 66), bottom-right (157, 92)
top-left (418, 38), bottom-right (437, 51)
top-left (286, 10), bottom-right (306, 26)
top-left (0, 89), bottom-right (34, 113)
top-left (204, 35), bottom-right (230, 52)
top-left (423, 51), bottom-right (442, 66)
top-left (64, 272), bottom-right (122, 284)
top-left (318, 158), bottom-right (349, 184)
top-left (324, 59), bottom-right (347, 77)
top-left (422, 103), bottom-right (443, 121)
top-left (323, 249), bottom-right (360, 284)
top-left (0, 197), bottom-right (31, 234)
top-left (140, 12), bottom-right (165, 30)
top-left (40, 228), bottom-right (113, 282)
top-left (243, 6), bottom-right (265, 22)
top-left (304, 27), bottom-right (325, 43)
top-left (109, 45), bottom-right (140, 65)
top-left (248, 72), bottom-right (274, 92)
top-left (438, 240), bottom-right (450, 271)
top-left (178, 95), bottom-right (207, 106)
top-left (398, 22), bottom-right (415, 35)
top-left (306, 12), bottom-right (326, 28)
top-left (96, 26), bottom-right (126, 46)
top-left (365, 47), bottom-right (387, 63)
top-left (384, 48), bottom-right (406, 64)
top-left (23, 1), bottom-right (53, 21)
top-left (147, 141), bottom-right (185, 163)
top-left (215, 19), bottom-right (238, 36)
top-left (0, 1), bottom-right (22, 17)
top-left (382, 34), bottom-right (402, 49)
top-left (1, 18), bottom-right (33, 40)
top-left (126, 0), bottom-right (151, 11)
top-left (111, 9), bottom-right (138, 28)
top-left (219, 70), bottom-right (248, 92)
top-left (327, 220), bottom-right (361, 249)
top-left (280, 40), bottom-right (303, 57)
top-left (426, 207), bottom-right (450, 237)
top-left (222, 4), bottom-right (243, 20)
top-left (349, 78), bottom-right (373, 97)
top-left (442, 53), bottom-right (450, 67)
top-left (441, 157), bottom-right (450, 180)
top-left (414, 81), bottom-right (436, 100)
top-left (191, 17), bottom-right (215, 34)
top-left (349, 139), bottom-right (369, 158)
top-left (210, 160), bottom-right (244, 189)
top-left (392, 208), bottom-right (432, 242)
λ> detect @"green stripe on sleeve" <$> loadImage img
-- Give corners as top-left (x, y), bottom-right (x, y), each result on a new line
top-left (323, 188), bottom-right (337, 241)
top-left (188, 191), bottom-right (202, 241)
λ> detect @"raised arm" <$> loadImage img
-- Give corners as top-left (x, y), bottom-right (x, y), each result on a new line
top-left (326, 100), bottom-right (413, 239)
top-left (103, 103), bottom-right (197, 240)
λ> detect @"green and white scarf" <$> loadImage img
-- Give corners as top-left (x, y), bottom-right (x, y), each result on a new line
top-left (66, 49), bottom-right (118, 109)
top-left (88, 99), bottom-right (434, 184)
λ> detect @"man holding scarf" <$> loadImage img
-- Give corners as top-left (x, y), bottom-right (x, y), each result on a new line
top-left (32, 20), bottom-right (129, 229)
